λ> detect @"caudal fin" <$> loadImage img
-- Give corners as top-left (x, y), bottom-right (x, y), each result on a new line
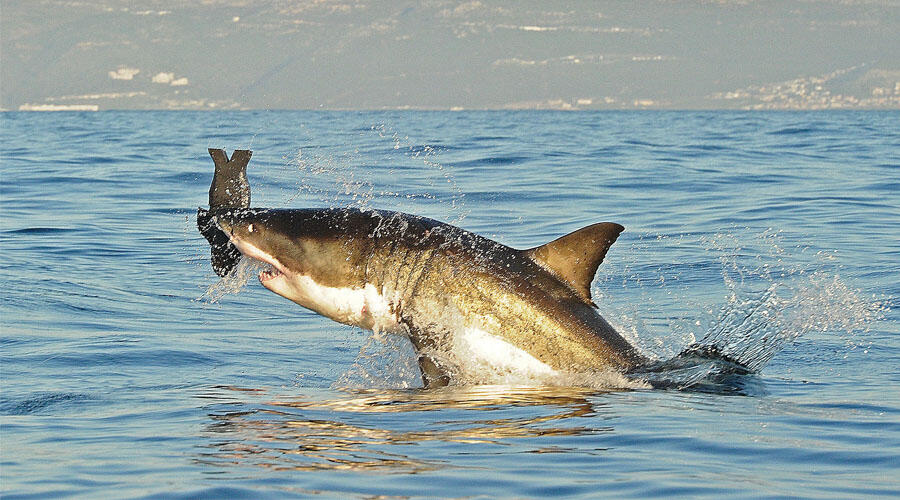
top-left (629, 343), bottom-right (753, 390)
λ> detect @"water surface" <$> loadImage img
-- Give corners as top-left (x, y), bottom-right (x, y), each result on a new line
top-left (1, 110), bottom-right (898, 498)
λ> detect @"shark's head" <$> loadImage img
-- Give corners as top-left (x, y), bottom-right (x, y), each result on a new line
top-left (213, 208), bottom-right (371, 310)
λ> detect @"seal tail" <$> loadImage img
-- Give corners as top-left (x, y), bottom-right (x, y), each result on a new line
top-left (197, 148), bottom-right (252, 277)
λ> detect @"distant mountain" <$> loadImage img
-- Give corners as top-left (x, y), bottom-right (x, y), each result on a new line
top-left (3, 0), bottom-right (898, 110)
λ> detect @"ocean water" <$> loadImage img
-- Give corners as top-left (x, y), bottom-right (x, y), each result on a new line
top-left (1, 110), bottom-right (898, 499)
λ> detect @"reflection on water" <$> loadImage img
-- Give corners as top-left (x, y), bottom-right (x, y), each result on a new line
top-left (196, 385), bottom-right (610, 473)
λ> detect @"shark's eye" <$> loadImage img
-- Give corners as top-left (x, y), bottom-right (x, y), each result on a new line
top-left (248, 224), bottom-right (254, 233)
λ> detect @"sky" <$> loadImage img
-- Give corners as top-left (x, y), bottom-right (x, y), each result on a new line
top-left (2, 0), bottom-right (899, 111)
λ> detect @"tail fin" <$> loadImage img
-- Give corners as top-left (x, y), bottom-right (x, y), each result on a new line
top-left (207, 148), bottom-right (251, 208)
top-left (641, 344), bottom-right (753, 375)
top-left (628, 343), bottom-right (753, 390)
top-left (197, 149), bottom-right (252, 277)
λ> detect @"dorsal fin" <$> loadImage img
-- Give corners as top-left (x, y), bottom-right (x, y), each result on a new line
top-left (524, 222), bottom-right (624, 307)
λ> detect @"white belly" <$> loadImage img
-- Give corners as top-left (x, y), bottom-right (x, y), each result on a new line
top-left (278, 272), bottom-right (558, 383)
top-left (451, 325), bottom-right (557, 383)
top-left (278, 275), bottom-right (403, 334)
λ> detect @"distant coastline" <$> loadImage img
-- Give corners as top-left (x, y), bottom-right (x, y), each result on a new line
top-left (17, 104), bottom-right (100, 112)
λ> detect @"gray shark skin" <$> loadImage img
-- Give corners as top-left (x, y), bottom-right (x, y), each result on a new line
top-left (213, 207), bottom-right (649, 386)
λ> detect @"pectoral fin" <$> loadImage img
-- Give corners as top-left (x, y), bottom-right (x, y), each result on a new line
top-left (407, 326), bottom-right (451, 388)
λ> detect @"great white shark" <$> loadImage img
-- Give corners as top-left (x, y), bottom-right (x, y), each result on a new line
top-left (214, 207), bottom-right (647, 386)
top-left (198, 149), bottom-right (747, 388)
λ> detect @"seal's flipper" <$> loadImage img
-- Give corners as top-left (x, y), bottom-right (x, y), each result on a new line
top-left (198, 149), bottom-right (252, 277)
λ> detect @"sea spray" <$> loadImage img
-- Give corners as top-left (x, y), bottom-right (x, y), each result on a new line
top-left (334, 331), bottom-right (421, 390)
top-left (200, 257), bottom-right (268, 303)
top-left (698, 230), bottom-right (886, 370)
top-left (609, 228), bottom-right (888, 389)
top-left (283, 123), bottom-right (469, 221)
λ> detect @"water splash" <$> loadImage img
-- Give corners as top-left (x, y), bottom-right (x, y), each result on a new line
top-left (281, 123), bottom-right (469, 222)
top-left (334, 331), bottom-right (421, 390)
top-left (699, 231), bottom-right (886, 369)
top-left (199, 257), bottom-right (267, 303)
top-left (285, 147), bottom-right (378, 209)
top-left (622, 229), bottom-right (889, 389)
top-left (695, 270), bottom-right (887, 373)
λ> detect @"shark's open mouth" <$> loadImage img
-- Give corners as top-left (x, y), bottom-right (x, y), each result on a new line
top-left (259, 264), bottom-right (283, 282)
top-left (216, 225), bottom-right (288, 285)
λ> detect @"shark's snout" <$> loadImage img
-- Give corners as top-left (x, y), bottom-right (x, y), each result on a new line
top-left (211, 208), bottom-right (260, 238)
top-left (213, 215), bottom-right (233, 235)
top-left (210, 210), bottom-right (288, 282)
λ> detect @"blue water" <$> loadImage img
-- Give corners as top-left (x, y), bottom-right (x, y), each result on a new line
top-left (1, 110), bottom-right (898, 498)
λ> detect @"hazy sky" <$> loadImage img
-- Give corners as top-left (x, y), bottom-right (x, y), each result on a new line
top-left (3, 0), bottom-right (899, 110)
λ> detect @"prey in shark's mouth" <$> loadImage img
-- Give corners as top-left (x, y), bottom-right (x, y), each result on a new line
top-left (216, 217), bottom-right (290, 291)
